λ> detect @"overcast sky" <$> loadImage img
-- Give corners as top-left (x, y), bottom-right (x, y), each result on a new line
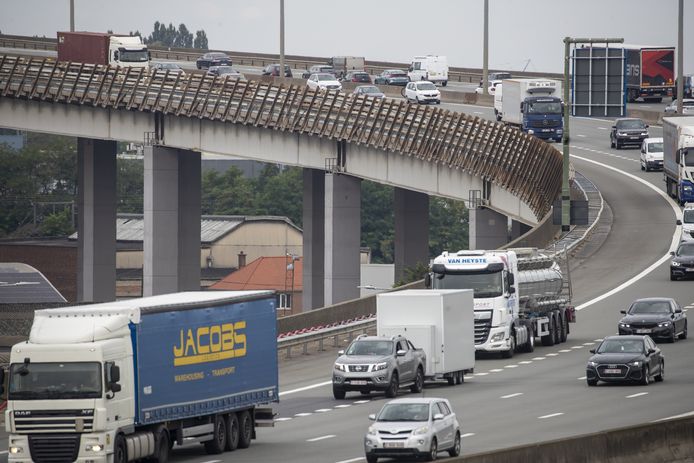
top-left (2, 0), bottom-right (692, 73)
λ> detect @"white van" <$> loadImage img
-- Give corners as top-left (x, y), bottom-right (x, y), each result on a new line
top-left (408, 55), bottom-right (448, 86)
top-left (678, 203), bottom-right (694, 242)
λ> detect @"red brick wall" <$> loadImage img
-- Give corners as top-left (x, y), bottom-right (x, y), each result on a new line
top-left (0, 245), bottom-right (77, 302)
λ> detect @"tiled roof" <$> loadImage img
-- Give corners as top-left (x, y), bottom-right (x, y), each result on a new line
top-left (209, 256), bottom-right (303, 291)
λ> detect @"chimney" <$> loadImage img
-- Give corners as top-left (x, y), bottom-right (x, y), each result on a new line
top-left (238, 251), bottom-right (246, 268)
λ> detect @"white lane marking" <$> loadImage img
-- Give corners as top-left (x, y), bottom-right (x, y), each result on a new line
top-left (501, 392), bottom-right (524, 399)
top-left (546, 353), bottom-right (559, 357)
top-left (571, 346), bottom-right (584, 349)
top-left (307, 434), bottom-right (336, 442)
top-left (626, 392), bottom-right (649, 399)
top-left (199, 460), bottom-right (221, 463)
top-left (538, 412), bottom-right (564, 419)
top-left (353, 400), bottom-right (370, 404)
top-left (578, 376), bottom-right (587, 380)
top-left (295, 412), bottom-right (312, 417)
top-left (315, 408), bottom-right (332, 413)
top-left (597, 127), bottom-right (608, 130)
top-left (653, 411), bottom-right (694, 422)
top-left (489, 368), bottom-right (504, 372)
top-left (571, 155), bottom-right (682, 312)
top-left (474, 372), bottom-right (489, 376)
top-left (583, 342), bottom-right (596, 346)
top-left (504, 364), bottom-right (519, 368)
top-left (280, 380), bottom-right (332, 396)
top-left (335, 404), bottom-right (351, 408)
top-left (559, 349), bottom-right (572, 353)
top-left (335, 458), bottom-right (365, 463)
top-left (0, 451), bottom-right (9, 455)
top-left (474, 111), bottom-right (484, 114)
top-left (518, 360), bottom-right (533, 364)
top-left (461, 432), bottom-right (476, 438)
top-left (275, 417), bottom-right (293, 422)
top-left (594, 339), bottom-right (604, 342)
top-left (532, 357), bottom-right (546, 361)
top-left (577, 134), bottom-right (586, 137)
top-left (686, 305), bottom-right (694, 308)
top-left (684, 309), bottom-right (689, 312)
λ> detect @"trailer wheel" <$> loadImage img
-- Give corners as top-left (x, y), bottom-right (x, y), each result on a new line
top-left (151, 429), bottom-right (170, 463)
top-left (237, 410), bottom-right (253, 449)
top-left (456, 371), bottom-right (464, 384)
top-left (541, 316), bottom-right (555, 346)
top-left (204, 415), bottom-right (227, 454)
top-left (559, 313), bottom-right (568, 343)
top-left (552, 312), bottom-right (561, 345)
top-left (114, 435), bottom-right (127, 463)
top-left (225, 412), bottom-right (240, 451)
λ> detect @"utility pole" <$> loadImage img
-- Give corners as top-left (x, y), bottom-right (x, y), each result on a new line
top-left (69, 0), bottom-right (75, 31)
top-left (482, 0), bottom-right (489, 95)
top-left (677, 0), bottom-right (683, 114)
top-left (279, 0), bottom-right (285, 79)
top-left (562, 37), bottom-right (623, 232)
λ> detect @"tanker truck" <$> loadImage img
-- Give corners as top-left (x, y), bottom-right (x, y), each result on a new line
top-left (425, 247), bottom-right (574, 358)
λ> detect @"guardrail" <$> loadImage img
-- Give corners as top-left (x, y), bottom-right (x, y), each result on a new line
top-left (277, 317), bottom-right (376, 358)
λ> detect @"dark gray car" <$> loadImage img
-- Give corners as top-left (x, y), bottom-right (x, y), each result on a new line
top-left (586, 335), bottom-right (664, 386)
top-left (618, 297), bottom-right (687, 342)
top-left (610, 118), bottom-right (649, 150)
top-left (670, 241), bottom-right (694, 280)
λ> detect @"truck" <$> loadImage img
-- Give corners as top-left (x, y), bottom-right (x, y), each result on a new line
top-left (663, 117), bottom-right (694, 205)
top-left (2, 291), bottom-right (278, 462)
top-left (621, 45), bottom-right (675, 103)
top-left (377, 289), bottom-right (475, 385)
top-left (327, 56), bottom-right (365, 79)
top-left (57, 31), bottom-right (150, 69)
top-left (494, 78), bottom-right (564, 142)
top-left (425, 247), bottom-right (574, 358)
top-left (408, 55), bottom-right (449, 86)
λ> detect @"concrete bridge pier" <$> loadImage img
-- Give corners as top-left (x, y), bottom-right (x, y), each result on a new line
top-left (469, 207), bottom-right (509, 250)
top-left (511, 219), bottom-right (532, 242)
top-left (143, 145), bottom-right (201, 296)
top-left (394, 188), bottom-right (429, 284)
top-left (302, 168), bottom-right (325, 311)
top-left (77, 138), bottom-right (117, 302)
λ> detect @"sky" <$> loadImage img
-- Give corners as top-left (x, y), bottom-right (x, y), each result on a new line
top-left (1, 0), bottom-right (693, 74)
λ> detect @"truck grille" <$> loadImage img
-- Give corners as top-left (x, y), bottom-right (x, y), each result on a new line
top-left (348, 365), bottom-right (370, 372)
top-left (14, 409), bottom-right (94, 433)
top-left (530, 119), bottom-right (560, 128)
top-left (28, 434), bottom-right (80, 463)
top-left (474, 320), bottom-right (491, 344)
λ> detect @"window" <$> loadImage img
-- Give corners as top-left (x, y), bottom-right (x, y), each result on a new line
top-left (436, 401), bottom-right (451, 416)
top-left (278, 293), bottom-right (292, 309)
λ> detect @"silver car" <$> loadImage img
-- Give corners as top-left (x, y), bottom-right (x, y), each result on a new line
top-left (364, 398), bottom-right (461, 462)
top-left (664, 99), bottom-right (694, 115)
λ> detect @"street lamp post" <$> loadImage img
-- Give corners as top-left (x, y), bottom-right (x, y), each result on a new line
top-left (482, 0), bottom-right (489, 95)
top-left (279, 0), bottom-right (285, 79)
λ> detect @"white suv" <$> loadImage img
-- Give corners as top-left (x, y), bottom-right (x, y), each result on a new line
top-left (306, 73), bottom-right (342, 92)
top-left (403, 81), bottom-right (441, 105)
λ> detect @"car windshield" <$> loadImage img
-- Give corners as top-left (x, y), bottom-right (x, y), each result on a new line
top-left (378, 403), bottom-right (430, 422)
top-left (417, 83), bottom-right (437, 91)
top-left (359, 86), bottom-right (379, 93)
top-left (432, 271), bottom-right (503, 298)
top-left (629, 301), bottom-right (671, 314)
top-left (647, 142), bottom-right (663, 153)
top-left (346, 340), bottom-right (393, 356)
top-left (119, 49), bottom-right (149, 63)
top-left (211, 53), bottom-right (228, 59)
top-left (527, 101), bottom-right (562, 114)
top-left (493, 73), bottom-right (512, 80)
top-left (9, 362), bottom-right (102, 400)
top-left (676, 242), bottom-right (694, 256)
top-left (598, 339), bottom-right (644, 354)
top-left (159, 63), bottom-right (180, 70)
top-left (388, 71), bottom-right (406, 77)
top-left (216, 67), bottom-right (237, 75)
top-left (617, 120), bottom-right (646, 130)
top-left (317, 74), bottom-right (335, 81)
top-left (683, 209), bottom-right (694, 223)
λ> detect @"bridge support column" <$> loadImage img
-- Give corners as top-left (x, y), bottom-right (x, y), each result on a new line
top-left (302, 169), bottom-right (325, 311)
top-left (143, 145), bottom-right (201, 296)
top-left (469, 207), bottom-right (508, 250)
top-left (394, 188), bottom-right (429, 284)
top-left (77, 138), bottom-right (117, 302)
top-left (511, 219), bottom-right (532, 241)
top-left (324, 174), bottom-right (361, 306)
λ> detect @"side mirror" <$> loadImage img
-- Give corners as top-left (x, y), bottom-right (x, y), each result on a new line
top-left (648, 348), bottom-right (656, 355)
top-left (0, 368), bottom-right (5, 395)
top-left (589, 349), bottom-right (596, 354)
top-left (337, 350), bottom-right (345, 356)
top-left (113, 50), bottom-right (119, 61)
top-left (520, 102), bottom-right (524, 112)
top-left (670, 251), bottom-right (675, 256)
top-left (675, 307), bottom-right (683, 313)
top-left (424, 273), bottom-right (432, 288)
top-left (675, 152), bottom-right (680, 164)
top-left (147, 51), bottom-right (151, 60)
top-left (106, 362), bottom-right (121, 394)
top-left (433, 413), bottom-right (444, 421)
top-left (368, 414), bottom-right (376, 421)
top-left (677, 219), bottom-right (682, 225)
top-left (645, 124), bottom-right (649, 128)
top-left (611, 125), bottom-right (616, 129)
top-left (408, 66), bottom-right (413, 72)
top-left (396, 349), bottom-right (406, 357)
top-left (620, 310), bottom-right (627, 315)
top-left (507, 273), bottom-right (515, 285)
top-left (509, 287), bottom-right (516, 294)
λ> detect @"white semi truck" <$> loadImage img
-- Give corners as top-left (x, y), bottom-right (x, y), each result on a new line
top-left (663, 117), bottom-right (694, 205)
top-left (425, 248), bottom-right (574, 358)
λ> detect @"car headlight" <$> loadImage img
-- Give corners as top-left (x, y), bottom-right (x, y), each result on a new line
top-left (641, 132), bottom-right (648, 136)
top-left (617, 132), bottom-right (627, 136)
top-left (588, 361), bottom-right (599, 367)
top-left (334, 363), bottom-right (346, 372)
top-left (619, 323), bottom-right (630, 328)
top-left (658, 321), bottom-right (672, 327)
top-left (373, 362), bottom-right (388, 371)
top-left (85, 444), bottom-right (104, 452)
top-left (367, 426), bottom-right (378, 436)
top-left (413, 426), bottom-right (430, 435)
top-left (9, 446), bottom-right (23, 454)
top-left (630, 361), bottom-right (642, 367)
top-left (672, 261), bottom-right (681, 267)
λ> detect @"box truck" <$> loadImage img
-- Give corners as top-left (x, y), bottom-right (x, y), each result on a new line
top-left (377, 289), bottom-right (475, 385)
top-left (494, 78), bottom-right (564, 142)
top-left (622, 45), bottom-right (675, 103)
top-left (2, 291), bottom-right (278, 462)
top-left (57, 31), bottom-right (150, 69)
top-left (327, 56), bottom-right (365, 79)
top-left (408, 55), bottom-right (448, 86)
top-left (663, 117), bottom-right (694, 205)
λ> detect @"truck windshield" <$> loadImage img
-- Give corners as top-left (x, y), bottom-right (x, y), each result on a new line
top-left (527, 101), bottom-right (562, 114)
top-left (684, 152), bottom-right (694, 167)
top-left (8, 362), bottom-right (102, 400)
top-left (684, 209), bottom-right (694, 223)
top-left (432, 271), bottom-right (503, 298)
top-left (119, 49), bottom-right (149, 63)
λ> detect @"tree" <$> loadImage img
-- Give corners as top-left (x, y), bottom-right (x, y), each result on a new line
top-left (201, 167), bottom-right (255, 215)
top-left (429, 197), bottom-right (468, 256)
top-left (194, 30), bottom-right (208, 49)
top-left (117, 158), bottom-right (143, 213)
top-left (361, 180), bottom-right (394, 263)
top-left (144, 21), bottom-right (208, 49)
top-left (39, 208), bottom-right (74, 237)
top-left (253, 165), bottom-right (303, 226)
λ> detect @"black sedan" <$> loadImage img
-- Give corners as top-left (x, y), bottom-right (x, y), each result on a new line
top-left (618, 297), bottom-right (687, 342)
top-left (196, 52), bottom-right (232, 70)
top-left (671, 241), bottom-right (694, 280)
top-left (610, 118), bottom-right (649, 150)
top-left (374, 69), bottom-right (410, 86)
top-left (586, 335), bottom-right (664, 386)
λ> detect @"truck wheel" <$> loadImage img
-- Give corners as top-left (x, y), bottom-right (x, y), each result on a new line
top-left (225, 412), bottom-right (240, 451)
top-left (447, 374), bottom-right (455, 386)
top-left (385, 372), bottom-right (399, 398)
top-left (204, 415), bottom-right (227, 454)
top-left (114, 435), bottom-right (127, 463)
top-left (541, 316), bottom-right (555, 346)
top-left (237, 410), bottom-right (253, 449)
top-left (559, 313), bottom-right (568, 343)
top-left (501, 330), bottom-right (516, 359)
top-left (333, 386), bottom-right (346, 400)
top-left (552, 313), bottom-right (561, 345)
top-left (411, 367), bottom-right (424, 393)
top-left (456, 371), bottom-right (464, 384)
top-left (152, 429), bottom-right (170, 463)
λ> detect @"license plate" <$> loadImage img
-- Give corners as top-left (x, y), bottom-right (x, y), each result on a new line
top-left (630, 136), bottom-right (638, 140)
top-left (384, 442), bottom-right (405, 448)
top-left (604, 368), bottom-right (621, 374)
top-left (351, 380), bottom-right (367, 385)
top-left (542, 128), bottom-right (552, 132)
top-left (636, 329), bottom-right (651, 333)
top-left (687, 268), bottom-right (694, 272)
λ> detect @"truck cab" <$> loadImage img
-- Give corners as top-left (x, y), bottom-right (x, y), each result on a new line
top-left (408, 55), bottom-right (448, 86)
top-left (110, 36), bottom-right (150, 69)
top-left (521, 96), bottom-right (564, 142)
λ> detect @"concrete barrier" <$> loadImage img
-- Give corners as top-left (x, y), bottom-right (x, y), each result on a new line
top-left (453, 415), bottom-right (694, 463)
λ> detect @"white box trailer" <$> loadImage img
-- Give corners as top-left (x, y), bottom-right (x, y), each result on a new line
top-left (377, 289), bottom-right (474, 383)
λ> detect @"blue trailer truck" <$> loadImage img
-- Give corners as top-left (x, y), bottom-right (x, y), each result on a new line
top-left (1, 291), bottom-right (278, 462)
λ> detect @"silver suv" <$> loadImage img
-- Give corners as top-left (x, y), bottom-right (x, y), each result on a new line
top-left (364, 397), bottom-right (461, 462)
top-left (332, 335), bottom-right (426, 399)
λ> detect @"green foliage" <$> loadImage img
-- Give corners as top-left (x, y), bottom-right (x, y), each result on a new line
top-left (194, 30), bottom-right (209, 50)
top-left (201, 167), bottom-right (255, 215)
top-left (429, 196), bottom-right (468, 256)
top-left (39, 208), bottom-right (74, 237)
top-left (117, 158), bottom-right (143, 213)
top-left (394, 261), bottom-right (431, 287)
top-left (361, 180), bottom-right (394, 263)
top-left (252, 166), bottom-right (303, 226)
top-left (145, 21), bottom-right (208, 49)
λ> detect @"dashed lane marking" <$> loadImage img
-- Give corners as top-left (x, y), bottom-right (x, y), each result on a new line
top-left (295, 412), bottom-right (312, 417)
top-left (532, 357), bottom-right (546, 361)
top-left (538, 412), bottom-right (564, 419)
top-left (275, 417), bottom-right (293, 422)
top-left (315, 409), bottom-right (332, 413)
top-left (280, 380), bottom-right (332, 396)
top-left (334, 458), bottom-right (365, 463)
top-left (653, 411), bottom-right (694, 422)
top-left (626, 392), bottom-right (649, 398)
top-left (307, 434), bottom-right (336, 442)
top-left (462, 433), bottom-right (476, 438)
top-left (597, 127), bottom-right (608, 130)
top-left (559, 349), bottom-right (572, 353)
top-left (353, 400), bottom-right (370, 404)
top-left (594, 339), bottom-right (604, 342)
top-left (518, 360), bottom-right (533, 364)
top-left (474, 372), bottom-right (489, 376)
top-left (335, 404), bottom-right (351, 408)
top-left (576, 134), bottom-right (586, 137)
top-left (583, 342), bottom-right (596, 346)
top-left (578, 376), bottom-right (587, 380)
top-left (501, 393), bottom-right (524, 399)
top-left (489, 368), bottom-right (504, 373)
top-left (571, 346), bottom-right (584, 349)
top-left (504, 364), bottom-right (519, 368)
top-left (546, 353), bottom-right (559, 357)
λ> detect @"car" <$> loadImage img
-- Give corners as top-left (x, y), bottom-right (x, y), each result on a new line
top-left (479, 71), bottom-right (512, 87)
top-left (670, 240), bottom-right (694, 280)
top-left (475, 79), bottom-right (502, 95)
top-left (196, 52), bottom-right (231, 70)
top-left (374, 69), bottom-right (410, 86)
top-left (262, 63), bottom-right (293, 77)
top-left (585, 335), bottom-right (664, 386)
top-left (150, 62), bottom-right (186, 76)
top-left (663, 99), bottom-right (694, 115)
top-left (342, 71), bottom-right (371, 84)
top-left (364, 398), bottom-right (461, 463)
top-left (403, 81), bottom-right (441, 104)
top-left (301, 65), bottom-right (335, 79)
top-left (677, 203), bottom-right (694, 242)
top-left (353, 85), bottom-right (385, 99)
top-left (207, 65), bottom-right (244, 79)
top-left (640, 137), bottom-right (664, 171)
top-left (610, 118), bottom-right (649, 150)
top-left (618, 297), bottom-right (687, 342)
top-left (306, 73), bottom-right (342, 92)
top-left (672, 75), bottom-right (693, 99)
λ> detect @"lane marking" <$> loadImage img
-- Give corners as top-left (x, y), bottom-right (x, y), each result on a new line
top-left (504, 364), bottom-right (519, 368)
top-left (532, 357), bottom-right (546, 361)
top-left (576, 134), bottom-right (586, 137)
top-left (335, 458), bottom-right (365, 463)
top-left (559, 349), bottom-right (572, 353)
top-left (275, 417), bottom-right (293, 422)
top-left (518, 360), bottom-right (533, 364)
top-left (501, 393), bottom-right (524, 399)
top-left (315, 408), bottom-right (332, 413)
top-left (199, 460), bottom-right (221, 463)
top-left (546, 353), bottom-right (559, 357)
top-left (654, 411), bottom-right (694, 422)
top-left (570, 155), bottom-right (682, 312)
top-left (489, 368), bottom-right (504, 373)
top-left (335, 404), bottom-right (351, 408)
top-left (280, 380), bottom-right (332, 396)
top-left (597, 127), bottom-right (608, 130)
top-left (295, 412), bottom-right (312, 417)
top-left (571, 346), bottom-right (584, 349)
top-left (594, 339), bottom-right (604, 342)
top-left (307, 434), bottom-right (336, 442)
top-left (474, 372), bottom-right (489, 376)
top-left (462, 432), bottom-right (476, 438)
top-left (578, 376), bottom-right (587, 380)
top-left (626, 392), bottom-right (648, 399)
top-left (538, 412), bottom-right (564, 419)
top-left (583, 342), bottom-right (596, 346)
top-left (353, 400), bottom-right (370, 404)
